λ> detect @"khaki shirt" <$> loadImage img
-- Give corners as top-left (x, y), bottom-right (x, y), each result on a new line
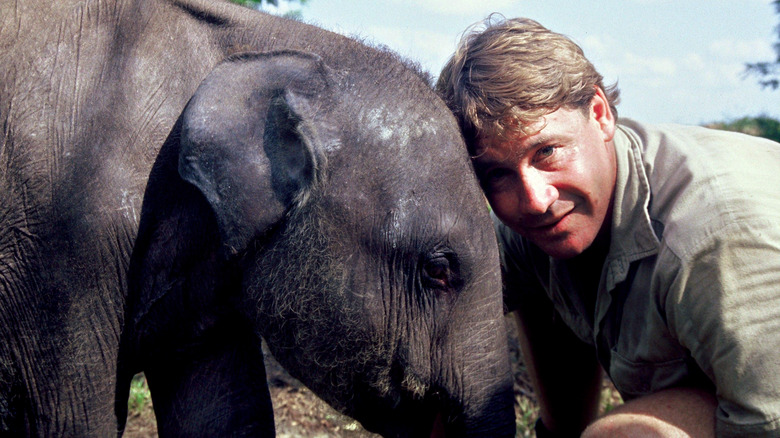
top-left (496, 119), bottom-right (780, 437)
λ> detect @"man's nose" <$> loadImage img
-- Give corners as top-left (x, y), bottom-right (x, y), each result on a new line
top-left (518, 169), bottom-right (557, 215)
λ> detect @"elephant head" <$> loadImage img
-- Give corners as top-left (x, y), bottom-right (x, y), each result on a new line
top-left (119, 50), bottom-right (515, 437)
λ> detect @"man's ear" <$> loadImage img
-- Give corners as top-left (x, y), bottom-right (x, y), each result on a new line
top-left (591, 86), bottom-right (616, 142)
top-left (179, 51), bottom-right (334, 254)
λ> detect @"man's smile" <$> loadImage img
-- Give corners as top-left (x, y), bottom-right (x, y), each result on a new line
top-left (520, 203), bottom-right (576, 232)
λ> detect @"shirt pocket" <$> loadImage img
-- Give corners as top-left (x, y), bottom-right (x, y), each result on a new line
top-left (609, 348), bottom-right (690, 400)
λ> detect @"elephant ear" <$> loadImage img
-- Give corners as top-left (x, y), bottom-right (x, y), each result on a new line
top-left (179, 50), bottom-right (333, 254)
top-left (118, 52), bottom-right (335, 435)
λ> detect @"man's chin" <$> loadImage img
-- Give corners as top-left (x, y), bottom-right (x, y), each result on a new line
top-left (529, 234), bottom-right (589, 260)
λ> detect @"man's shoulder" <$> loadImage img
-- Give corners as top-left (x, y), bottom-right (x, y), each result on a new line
top-left (619, 119), bottom-right (780, 260)
top-left (618, 118), bottom-right (779, 167)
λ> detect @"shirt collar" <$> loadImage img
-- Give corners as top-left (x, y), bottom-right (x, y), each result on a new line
top-left (604, 121), bottom-right (661, 291)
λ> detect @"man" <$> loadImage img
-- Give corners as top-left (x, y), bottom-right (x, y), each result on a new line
top-left (436, 16), bottom-right (780, 437)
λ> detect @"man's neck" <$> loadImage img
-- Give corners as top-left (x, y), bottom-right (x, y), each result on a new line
top-left (566, 224), bottom-right (611, 321)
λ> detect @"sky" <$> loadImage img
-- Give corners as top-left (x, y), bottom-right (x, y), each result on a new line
top-left (263, 0), bottom-right (779, 125)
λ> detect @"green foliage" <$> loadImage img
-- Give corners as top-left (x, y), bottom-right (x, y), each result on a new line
top-left (707, 116), bottom-right (780, 143)
top-left (600, 386), bottom-right (620, 414)
top-left (514, 396), bottom-right (539, 438)
top-left (229, 0), bottom-right (295, 6)
top-left (128, 373), bottom-right (152, 414)
top-left (228, 0), bottom-right (257, 6)
top-left (746, 0), bottom-right (780, 90)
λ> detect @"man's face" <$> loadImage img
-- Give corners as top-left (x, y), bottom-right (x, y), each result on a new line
top-left (473, 97), bottom-right (617, 259)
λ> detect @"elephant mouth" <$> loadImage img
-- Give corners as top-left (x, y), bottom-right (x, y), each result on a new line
top-left (348, 385), bottom-right (458, 438)
top-left (429, 411), bottom-right (447, 438)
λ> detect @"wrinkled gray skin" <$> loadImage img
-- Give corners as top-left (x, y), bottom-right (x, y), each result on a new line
top-left (0, 0), bottom-right (514, 436)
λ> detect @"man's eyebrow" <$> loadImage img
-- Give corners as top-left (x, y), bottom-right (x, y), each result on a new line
top-left (508, 135), bottom-right (554, 158)
top-left (471, 152), bottom-right (511, 171)
top-left (473, 142), bottom-right (533, 168)
top-left (525, 134), bottom-right (554, 150)
top-left (472, 131), bottom-right (558, 167)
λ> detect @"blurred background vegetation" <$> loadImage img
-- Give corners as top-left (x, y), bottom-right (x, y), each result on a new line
top-left (706, 116), bottom-right (780, 143)
top-left (745, 0), bottom-right (780, 90)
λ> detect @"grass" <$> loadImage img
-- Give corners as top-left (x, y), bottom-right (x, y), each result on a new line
top-left (128, 373), bottom-right (152, 415)
top-left (513, 379), bottom-right (623, 437)
top-left (514, 395), bottom-right (540, 437)
top-left (507, 314), bottom-right (624, 436)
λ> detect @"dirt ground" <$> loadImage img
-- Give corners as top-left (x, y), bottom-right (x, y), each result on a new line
top-left (123, 317), bottom-right (619, 437)
top-left (123, 355), bottom-right (381, 438)
top-left (123, 351), bottom-right (382, 438)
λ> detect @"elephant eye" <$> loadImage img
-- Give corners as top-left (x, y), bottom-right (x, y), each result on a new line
top-left (421, 251), bottom-right (461, 290)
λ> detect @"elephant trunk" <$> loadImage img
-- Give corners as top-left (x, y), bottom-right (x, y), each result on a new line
top-left (436, 282), bottom-right (516, 437)
top-left (454, 379), bottom-right (516, 437)
top-left (441, 347), bottom-right (516, 437)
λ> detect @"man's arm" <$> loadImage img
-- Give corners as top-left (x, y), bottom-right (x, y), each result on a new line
top-left (670, 228), bottom-right (780, 437)
top-left (512, 293), bottom-right (602, 437)
top-left (581, 386), bottom-right (716, 437)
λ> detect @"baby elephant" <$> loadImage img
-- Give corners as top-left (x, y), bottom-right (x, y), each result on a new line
top-left (119, 48), bottom-right (515, 437)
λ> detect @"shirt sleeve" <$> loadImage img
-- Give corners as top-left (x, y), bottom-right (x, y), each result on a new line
top-left (665, 219), bottom-right (780, 437)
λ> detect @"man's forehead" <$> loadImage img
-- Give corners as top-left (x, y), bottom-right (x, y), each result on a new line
top-left (476, 112), bottom-right (551, 145)
top-left (472, 106), bottom-right (587, 162)
top-left (474, 127), bottom-right (548, 163)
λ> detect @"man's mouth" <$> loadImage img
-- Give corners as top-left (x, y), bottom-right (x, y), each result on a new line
top-left (527, 217), bottom-right (563, 229)
top-left (523, 207), bottom-right (573, 231)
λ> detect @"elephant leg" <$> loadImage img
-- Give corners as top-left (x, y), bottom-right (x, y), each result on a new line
top-left (144, 329), bottom-right (274, 437)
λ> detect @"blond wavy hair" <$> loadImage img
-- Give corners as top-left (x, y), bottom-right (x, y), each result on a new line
top-left (436, 15), bottom-right (620, 154)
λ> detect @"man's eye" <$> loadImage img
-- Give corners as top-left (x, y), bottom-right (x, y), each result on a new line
top-left (481, 168), bottom-right (512, 189)
top-left (536, 145), bottom-right (555, 160)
